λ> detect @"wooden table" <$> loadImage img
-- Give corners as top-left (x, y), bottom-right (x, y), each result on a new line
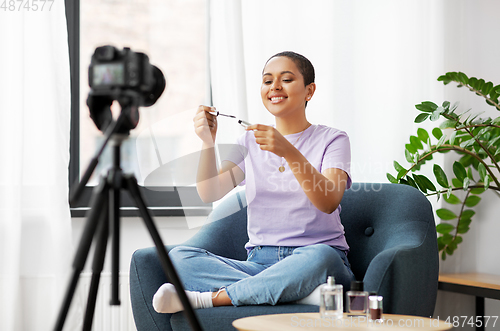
top-left (438, 273), bottom-right (500, 331)
top-left (233, 313), bottom-right (453, 330)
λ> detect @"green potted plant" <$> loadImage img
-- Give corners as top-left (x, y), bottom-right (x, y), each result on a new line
top-left (387, 72), bottom-right (500, 260)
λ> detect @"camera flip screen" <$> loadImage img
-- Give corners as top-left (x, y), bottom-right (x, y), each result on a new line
top-left (93, 63), bottom-right (125, 87)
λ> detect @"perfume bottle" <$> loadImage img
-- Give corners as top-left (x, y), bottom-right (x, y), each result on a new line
top-left (319, 276), bottom-right (343, 319)
top-left (346, 281), bottom-right (368, 316)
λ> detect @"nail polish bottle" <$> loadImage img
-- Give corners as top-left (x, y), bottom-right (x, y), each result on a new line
top-left (346, 280), bottom-right (368, 316)
top-left (369, 295), bottom-right (383, 321)
top-left (320, 276), bottom-right (343, 319)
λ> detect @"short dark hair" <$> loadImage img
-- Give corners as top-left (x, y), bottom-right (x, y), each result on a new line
top-left (265, 51), bottom-right (315, 86)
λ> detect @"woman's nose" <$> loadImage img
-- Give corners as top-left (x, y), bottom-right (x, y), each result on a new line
top-left (271, 82), bottom-right (282, 90)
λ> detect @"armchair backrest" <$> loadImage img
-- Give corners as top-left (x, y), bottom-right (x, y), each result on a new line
top-left (182, 190), bottom-right (249, 261)
top-left (340, 183), bottom-right (436, 280)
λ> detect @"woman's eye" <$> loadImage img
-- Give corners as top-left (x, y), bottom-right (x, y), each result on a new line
top-left (283, 79), bottom-right (292, 83)
top-left (264, 80), bottom-right (272, 85)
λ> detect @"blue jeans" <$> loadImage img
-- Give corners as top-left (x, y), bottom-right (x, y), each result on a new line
top-left (168, 244), bottom-right (355, 306)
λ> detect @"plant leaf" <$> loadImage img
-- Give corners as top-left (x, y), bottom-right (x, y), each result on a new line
top-left (443, 194), bottom-right (461, 204)
top-left (415, 103), bottom-right (434, 113)
top-left (405, 149), bottom-right (414, 163)
top-left (486, 135), bottom-right (500, 149)
top-left (436, 134), bottom-right (447, 148)
top-left (387, 173), bottom-right (398, 184)
top-left (410, 135), bottom-right (423, 150)
top-left (431, 110), bottom-right (442, 121)
top-left (441, 234), bottom-right (454, 245)
top-left (415, 113), bottom-right (430, 123)
top-left (478, 163), bottom-right (487, 182)
top-left (442, 101), bottom-right (451, 110)
top-left (417, 128), bottom-right (429, 143)
top-left (457, 224), bottom-right (470, 234)
top-left (414, 174), bottom-right (436, 192)
top-left (436, 223), bottom-right (455, 234)
top-left (484, 175), bottom-right (491, 190)
top-left (460, 209), bottom-right (475, 221)
top-left (439, 119), bottom-right (457, 129)
top-left (436, 208), bottom-right (457, 220)
top-left (463, 177), bottom-right (471, 190)
top-left (394, 161), bottom-right (405, 172)
top-left (465, 195), bottom-right (481, 207)
top-left (432, 127), bottom-right (443, 139)
top-left (397, 169), bottom-right (407, 180)
top-left (405, 143), bottom-right (417, 154)
top-left (460, 138), bottom-right (475, 148)
top-left (433, 164), bottom-right (449, 188)
top-left (453, 161), bottom-right (467, 181)
top-left (422, 101), bottom-right (438, 110)
top-left (449, 130), bottom-right (457, 146)
top-left (458, 72), bottom-right (469, 85)
top-left (452, 178), bottom-right (462, 188)
top-left (412, 174), bottom-right (428, 193)
top-left (470, 187), bottom-right (486, 194)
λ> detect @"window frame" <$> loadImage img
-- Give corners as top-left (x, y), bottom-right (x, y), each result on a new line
top-left (65, 0), bottom-right (211, 218)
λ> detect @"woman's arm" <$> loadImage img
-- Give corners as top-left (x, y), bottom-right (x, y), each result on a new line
top-left (248, 124), bottom-right (348, 214)
top-left (194, 106), bottom-right (245, 203)
top-left (286, 149), bottom-right (348, 214)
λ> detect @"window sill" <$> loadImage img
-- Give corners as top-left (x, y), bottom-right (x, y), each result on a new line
top-left (69, 186), bottom-right (212, 218)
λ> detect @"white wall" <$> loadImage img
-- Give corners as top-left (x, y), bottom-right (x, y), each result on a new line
top-left (71, 216), bottom-right (204, 276)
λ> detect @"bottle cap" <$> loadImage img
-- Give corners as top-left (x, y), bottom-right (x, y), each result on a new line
top-left (350, 280), bottom-right (364, 291)
top-left (327, 276), bottom-right (335, 286)
top-left (369, 296), bottom-right (383, 309)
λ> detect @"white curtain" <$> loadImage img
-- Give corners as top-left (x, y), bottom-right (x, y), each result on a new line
top-left (0, 3), bottom-right (74, 331)
top-left (210, 0), bottom-right (446, 183)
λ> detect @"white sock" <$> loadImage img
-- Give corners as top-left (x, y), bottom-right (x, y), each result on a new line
top-left (152, 283), bottom-right (214, 313)
top-left (296, 284), bottom-right (325, 306)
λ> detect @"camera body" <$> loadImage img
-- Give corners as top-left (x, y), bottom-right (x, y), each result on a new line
top-left (89, 46), bottom-right (147, 91)
top-left (87, 45), bottom-right (165, 132)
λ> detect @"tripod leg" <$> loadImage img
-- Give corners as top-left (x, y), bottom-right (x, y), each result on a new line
top-left (54, 180), bottom-right (110, 331)
top-left (83, 201), bottom-right (109, 331)
top-left (109, 157), bottom-right (122, 306)
top-left (123, 175), bottom-right (203, 331)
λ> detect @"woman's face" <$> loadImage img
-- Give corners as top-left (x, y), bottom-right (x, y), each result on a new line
top-left (261, 56), bottom-right (314, 119)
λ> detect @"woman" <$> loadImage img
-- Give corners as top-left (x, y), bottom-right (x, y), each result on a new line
top-left (153, 51), bottom-right (355, 313)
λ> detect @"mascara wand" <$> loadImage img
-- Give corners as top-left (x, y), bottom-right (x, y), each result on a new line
top-left (208, 110), bottom-right (236, 118)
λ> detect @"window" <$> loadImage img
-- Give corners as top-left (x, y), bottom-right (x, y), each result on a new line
top-left (66, 0), bottom-right (210, 217)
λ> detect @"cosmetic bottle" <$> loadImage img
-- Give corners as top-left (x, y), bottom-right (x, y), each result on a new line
top-left (346, 281), bottom-right (368, 316)
top-left (369, 295), bottom-right (383, 321)
top-left (319, 276), bottom-right (343, 319)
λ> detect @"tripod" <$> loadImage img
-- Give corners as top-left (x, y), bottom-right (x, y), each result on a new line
top-left (54, 109), bottom-right (203, 331)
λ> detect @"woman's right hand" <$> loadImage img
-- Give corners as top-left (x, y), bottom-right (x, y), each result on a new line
top-left (193, 105), bottom-right (217, 144)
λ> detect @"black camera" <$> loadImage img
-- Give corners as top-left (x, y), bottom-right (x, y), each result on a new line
top-left (87, 45), bottom-right (166, 132)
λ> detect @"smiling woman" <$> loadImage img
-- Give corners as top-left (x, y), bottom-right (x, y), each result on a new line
top-left (152, 51), bottom-right (354, 314)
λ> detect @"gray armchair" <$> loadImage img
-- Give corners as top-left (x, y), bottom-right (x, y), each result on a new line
top-left (129, 183), bottom-right (439, 331)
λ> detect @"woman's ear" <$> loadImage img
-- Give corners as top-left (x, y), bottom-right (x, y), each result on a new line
top-left (306, 82), bottom-right (316, 101)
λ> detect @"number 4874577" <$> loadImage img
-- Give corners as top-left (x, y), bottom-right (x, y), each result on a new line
top-left (445, 316), bottom-right (498, 328)
top-left (1, 0), bottom-right (55, 11)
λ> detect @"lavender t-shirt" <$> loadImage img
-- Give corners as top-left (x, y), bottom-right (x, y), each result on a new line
top-left (224, 124), bottom-right (351, 252)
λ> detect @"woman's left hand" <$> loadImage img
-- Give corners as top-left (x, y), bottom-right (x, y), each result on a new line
top-left (246, 124), bottom-right (293, 158)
